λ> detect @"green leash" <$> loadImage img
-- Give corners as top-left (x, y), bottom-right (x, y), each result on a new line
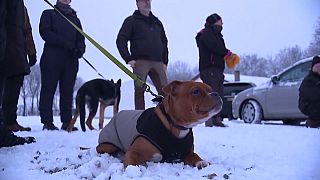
top-left (43, 0), bottom-right (146, 88)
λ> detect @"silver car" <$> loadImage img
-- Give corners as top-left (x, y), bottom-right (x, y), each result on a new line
top-left (232, 57), bottom-right (313, 125)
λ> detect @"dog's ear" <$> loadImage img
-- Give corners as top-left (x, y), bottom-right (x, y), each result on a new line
top-left (110, 79), bottom-right (114, 83)
top-left (116, 79), bottom-right (121, 86)
top-left (163, 80), bottom-right (182, 95)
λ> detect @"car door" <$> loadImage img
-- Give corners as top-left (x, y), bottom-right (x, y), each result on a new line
top-left (265, 61), bottom-right (312, 119)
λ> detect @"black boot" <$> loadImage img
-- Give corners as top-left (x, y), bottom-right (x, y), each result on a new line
top-left (61, 122), bottom-right (78, 131)
top-left (42, 123), bottom-right (59, 131)
top-left (205, 116), bottom-right (226, 127)
top-left (0, 128), bottom-right (35, 148)
top-left (306, 119), bottom-right (320, 128)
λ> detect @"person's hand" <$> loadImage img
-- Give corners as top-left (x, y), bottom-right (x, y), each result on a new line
top-left (128, 60), bottom-right (136, 67)
top-left (28, 54), bottom-right (37, 66)
top-left (73, 48), bottom-right (85, 59)
top-left (224, 53), bottom-right (240, 69)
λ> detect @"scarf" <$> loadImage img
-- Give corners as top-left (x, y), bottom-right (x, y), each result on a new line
top-left (55, 1), bottom-right (76, 16)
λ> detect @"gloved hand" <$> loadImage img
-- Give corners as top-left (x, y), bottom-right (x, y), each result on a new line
top-left (73, 47), bottom-right (85, 59)
top-left (128, 60), bottom-right (136, 67)
top-left (224, 53), bottom-right (240, 69)
top-left (28, 54), bottom-right (37, 66)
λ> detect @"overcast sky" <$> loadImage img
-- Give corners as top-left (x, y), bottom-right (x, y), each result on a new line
top-left (25, 0), bottom-right (320, 82)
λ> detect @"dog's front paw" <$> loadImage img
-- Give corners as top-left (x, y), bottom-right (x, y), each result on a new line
top-left (195, 160), bottom-right (210, 169)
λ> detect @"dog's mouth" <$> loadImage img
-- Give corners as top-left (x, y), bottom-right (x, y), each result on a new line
top-left (195, 106), bottom-right (214, 115)
top-left (184, 98), bottom-right (223, 128)
top-left (195, 98), bottom-right (223, 116)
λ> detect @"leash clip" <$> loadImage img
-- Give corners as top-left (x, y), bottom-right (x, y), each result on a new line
top-left (145, 84), bottom-right (164, 103)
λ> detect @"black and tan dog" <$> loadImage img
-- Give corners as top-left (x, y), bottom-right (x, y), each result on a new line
top-left (96, 80), bottom-right (222, 168)
top-left (67, 79), bottom-right (121, 132)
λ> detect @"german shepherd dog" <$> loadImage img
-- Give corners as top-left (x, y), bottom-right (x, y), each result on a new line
top-left (67, 79), bottom-right (121, 132)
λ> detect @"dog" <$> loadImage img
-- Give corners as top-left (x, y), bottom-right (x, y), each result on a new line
top-left (67, 78), bottom-right (121, 132)
top-left (96, 80), bottom-right (223, 168)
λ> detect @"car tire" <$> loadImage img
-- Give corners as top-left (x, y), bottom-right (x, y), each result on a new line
top-left (240, 100), bottom-right (262, 124)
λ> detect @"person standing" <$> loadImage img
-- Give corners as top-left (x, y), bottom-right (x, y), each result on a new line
top-left (116, 0), bottom-right (169, 110)
top-left (196, 13), bottom-right (236, 127)
top-left (3, 6), bottom-right (37, 132)
top-left (0, 0), bottom-right (35, 148)
top-left (39, 0), bottom-right (85, 131)
top-left (299, 56), bottom-right (320, 128)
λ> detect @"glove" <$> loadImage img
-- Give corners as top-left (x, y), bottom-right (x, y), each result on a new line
top-left (73, 48), bottom-right (84, 59)
top-left (128, 60), bottom-right (136, 67)
top-left (28, 54), bottom-right (37, 66)
top-left (224, 53), bottom-right (240, 69)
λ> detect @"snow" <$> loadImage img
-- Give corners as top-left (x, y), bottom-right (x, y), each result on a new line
top-left (1, 80), bottom-right (320, 180)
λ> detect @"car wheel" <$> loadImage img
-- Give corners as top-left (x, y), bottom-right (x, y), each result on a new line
top-left (240, 100), bottom-right (262, 124)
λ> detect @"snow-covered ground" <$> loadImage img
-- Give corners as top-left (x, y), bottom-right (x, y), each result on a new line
top-left (0, 117), bottom-right (319, 180)
top-left (1, 79), bottom-right (320, 180)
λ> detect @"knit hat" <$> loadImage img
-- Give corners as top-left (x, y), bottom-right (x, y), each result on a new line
top-left (311, 56), bottom-right (320, 68)
top-left (206, 13), bottom-right (222, 24)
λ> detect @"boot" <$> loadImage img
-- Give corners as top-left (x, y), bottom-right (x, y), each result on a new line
top-left (61, 122), bottom-right (78, 131)
top-left (6, 123), bottom-right (31, 132)
top-left (0, 128), bottom-right (35, 148)
top-left (306, 119), bottom-right (320, 128)
top-left (42, 123), bottom-right (59, 131)
top-left (205, 116), bottom-right (226, 127)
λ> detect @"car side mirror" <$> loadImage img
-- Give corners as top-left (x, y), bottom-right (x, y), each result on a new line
top-left (271, 76), bottom-right (280, 84)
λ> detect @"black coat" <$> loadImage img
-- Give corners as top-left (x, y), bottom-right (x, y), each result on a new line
top-left (196, 23), bottom-right (228, 72)
top-left (0, 0), bottom-right (6, 63)
top-left (1, 0), bottom-right (30, 78)
top-left (298, 71), bottom-right (320, 119)
top-left (39, 6), bottom-right (85, 65)
top-left (116, 10), bottom-right (168, 65)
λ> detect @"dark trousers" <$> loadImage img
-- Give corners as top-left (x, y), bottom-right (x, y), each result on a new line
top-left (200, 67), bottom-right (224, 96)
top-left (0, 76), bottom-right (5, 128)
top-left (39, 59), bottom-right (78, 124)
top-left (200, 67), bottom-right (224, 119)
top-left (133, 60), bottom-right (168, 110)
top-left (2, 75), bottom-right (23, 126)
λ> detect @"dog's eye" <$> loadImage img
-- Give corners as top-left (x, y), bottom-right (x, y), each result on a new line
top-left (191, 89), bottom-right (200, 96)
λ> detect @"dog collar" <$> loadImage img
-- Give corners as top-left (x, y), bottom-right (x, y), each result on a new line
top-left (158, 103), bottom-right (190, 131)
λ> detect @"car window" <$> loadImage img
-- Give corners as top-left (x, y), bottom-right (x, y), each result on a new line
top-left (279, 61), bottom-right (312, 82)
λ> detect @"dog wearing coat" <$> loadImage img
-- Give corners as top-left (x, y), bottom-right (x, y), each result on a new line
top-left (67, 79), bottom-right (121, 132)
top-left (96, 80), bottom-right (223, 168)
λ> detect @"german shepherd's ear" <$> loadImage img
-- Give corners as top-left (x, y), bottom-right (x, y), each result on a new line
top-left (116, 79), bottom-right (121, 86)
top-left (110, 79), bottom-right (114, 83)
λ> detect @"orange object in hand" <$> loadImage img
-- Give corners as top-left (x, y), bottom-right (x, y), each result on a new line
top-left (225, 53), bottom-right (240, 69)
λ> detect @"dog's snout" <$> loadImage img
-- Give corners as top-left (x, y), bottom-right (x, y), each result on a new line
top-left (209, 92), bottom-right (223, 106)
top-left (209, 92), bottom-right (220, 98)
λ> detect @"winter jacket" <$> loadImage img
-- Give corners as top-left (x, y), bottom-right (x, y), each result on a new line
top-left (98, 108), bottom-right (194, 163)
top-left (0, 0), bottom-right (6, 63)
top-left (196, 23), bottom-right (229, 72)
top-left (1, 0), bottom-right (30, 78)
top-left (24, 6), bottom-right (36, 64)
top-left (39, 4), bottom-right (85, 65)
top-left (116, 10), bottom-right (168, 65)
top-left (298, 71), bottom-right (320, 120)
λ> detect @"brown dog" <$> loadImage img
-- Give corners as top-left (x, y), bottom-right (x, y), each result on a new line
top-left (96, 80), bottom-right (222, 168)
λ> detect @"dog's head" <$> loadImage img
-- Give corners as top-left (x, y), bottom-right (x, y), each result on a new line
top-left (110, 79), bottom-right (121, 96)
top-left (163, 81), bottom-right (222, 128)
top-left (110, 79), bottom-right (121, 112)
